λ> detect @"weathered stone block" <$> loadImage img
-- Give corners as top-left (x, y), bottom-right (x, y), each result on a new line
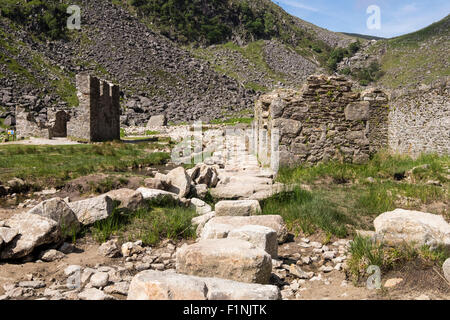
top-left (228, 225), bottom-right (278, 258)
top-left (215, 200), bottom-right (261, 216)
top-left (176, 239), bottom-right (272, 284)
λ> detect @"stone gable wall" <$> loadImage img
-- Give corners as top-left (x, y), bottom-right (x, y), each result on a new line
top-left (254, 75), bottom-right (389, 167)
top-left (67, 74), bottom-right (120, 142)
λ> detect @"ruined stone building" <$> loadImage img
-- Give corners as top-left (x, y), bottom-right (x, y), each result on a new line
top-left (252, 75), bottom-right (389, 168)
top-left (16, 74), bottom-right (120, 142)
top-left (252, 74), bottom-right (450, 169)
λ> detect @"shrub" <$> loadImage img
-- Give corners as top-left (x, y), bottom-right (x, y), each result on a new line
top-left (0, 1), bottom-right (69, 40)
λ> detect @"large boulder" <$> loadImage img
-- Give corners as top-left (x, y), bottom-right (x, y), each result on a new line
top-left (27, 197), bottom-right (80, 234)
top-left (189, 164), bottom-right (219, 188)
top-left (165, 167), bottom-right (192, 198)
top-left (1, 213), bottom-right (60, 259)
top-left (228, 225), bottom-right (278, 258)
top-left (67, 195), bottom-right (114, 225)
top-left (374, 209), bottom-right (450, 248)
top-left (215, 200), bottom-right (261, 216)
top-left (176, 239), bottom-right (272, 284)
top-left (201, 215), bottom-right (288, 244)
top-left (105, 188), bottom-right (144, 211)
top-left (127, 270), bottom-right (280, 300)
top-left (146, 115), bottom-right (166, 128)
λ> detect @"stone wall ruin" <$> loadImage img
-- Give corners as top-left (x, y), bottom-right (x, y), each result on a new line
top-left (253, 75), bottom-right (390, 168)
top-left (15, 74), bottom-right (120, 142)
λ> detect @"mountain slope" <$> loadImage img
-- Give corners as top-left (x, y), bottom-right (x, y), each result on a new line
top-left (338, 14), bottom-right (450, 89)
top-left (0, 0), bottom-right (357, 129)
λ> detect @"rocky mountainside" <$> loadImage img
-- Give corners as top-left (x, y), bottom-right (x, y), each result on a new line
top-left (338, 14), bottom-right (450, 89)
top-left (0, 0), bottom-right (352, 128)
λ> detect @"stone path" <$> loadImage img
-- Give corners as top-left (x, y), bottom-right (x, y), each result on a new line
top-left (206, 131), bottom-right (285, 200)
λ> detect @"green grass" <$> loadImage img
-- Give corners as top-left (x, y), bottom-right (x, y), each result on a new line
top-left (347, 235), bottom-right (450, 283)
top-left (272, 151), bottom-right (449, 235)
top-left (260, 187), bottom-right (352, 237)
top-left (0, 142), bottom-right (170, 187)
top-left (90, 197), bottom-right (196, 246)
top-left (209, 117), bottom-right (254, 125)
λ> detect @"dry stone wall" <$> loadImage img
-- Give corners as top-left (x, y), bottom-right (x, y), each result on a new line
top-left (253, 75), bottom-right (389, 167)
top-left (388, 79), bottom-right (450, 157)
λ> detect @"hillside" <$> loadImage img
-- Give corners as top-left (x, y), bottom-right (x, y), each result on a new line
top-left (0, 0), bottom-right (355, 129)
top-left (338, 14), bottom-right (450, 89)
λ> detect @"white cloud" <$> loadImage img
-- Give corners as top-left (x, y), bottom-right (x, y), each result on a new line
top-left (400, 3), bottom-right (418, 13)
top-left (275, 0), bottom-right (319, 12)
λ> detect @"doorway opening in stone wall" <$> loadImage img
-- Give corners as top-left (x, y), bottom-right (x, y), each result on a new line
top-left (50, 110), bottom-right (69, 138)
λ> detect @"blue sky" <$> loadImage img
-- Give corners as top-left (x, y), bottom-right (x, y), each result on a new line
top-left (272, 0), bottom-right (450, 38)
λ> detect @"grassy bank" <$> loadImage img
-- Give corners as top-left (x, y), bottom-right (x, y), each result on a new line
top-left (0, 141), bottom-right (170, 187)
top-left (261, 152), bottom-right (449, 237)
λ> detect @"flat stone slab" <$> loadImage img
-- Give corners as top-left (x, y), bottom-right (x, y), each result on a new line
top-left (176, 239), bottom-right (272, 284)
top-left (128, 270), bottom-right (280, 300)
top-left (215, 200), bottom-right (261, 216)
top-left (201, 215), bottom-right (288, 244)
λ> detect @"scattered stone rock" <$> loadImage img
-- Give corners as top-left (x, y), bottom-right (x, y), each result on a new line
top-left (384, 278), bottom-right (403, 288)
top-left (64, 265), bottom-right (82, 276)
top-left (289, 265), bottom-right (313, 279)
top-left (90, 272), bottom-right (110, 288)
top-left (78, 288), bottom-right (113, 300)
top-left (18, 280), bottom-right (45, 289)
top-left (121, 241), bottom-right (144, 257)
top-left (176, 239), bottom-right (272, 284)
top-left (40, 249), bottom-right (66, 262)
top-left (68, 195), bottom-right (114, 225)
top-left (146, 114), bottom-right (166, 128)
top-left (98, 240), bottom-right (121, 258)
top-left (104, 282), bottom-right (130, 295)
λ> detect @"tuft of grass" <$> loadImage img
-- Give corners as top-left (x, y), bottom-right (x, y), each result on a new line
top-left (90, 197), bottom-right (196, 246)
top-left (209, 117), bottom-right (254, 125)
top-left (347, 236), bottom-right (450, 284)
top-left (260, 187), bottom-right (352, 237)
